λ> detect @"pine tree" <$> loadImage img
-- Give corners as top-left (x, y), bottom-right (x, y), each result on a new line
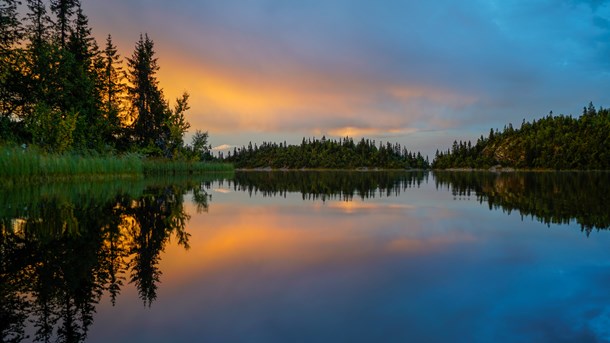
top-left (50, 0), bottom-right (77, 47)
top-left (100, 34), bottom-right (127, 148)
top-left (64, 2), bottom-right (102, 149)
top-left (24, 0), bottom-right (54, 105)
top-left (127, 33), bottom-right (169, 153)
top-left (0, 0), bottom-right (25, 122)
top-left (26, 0), bottom-right (48, 48)
top-left (0, 0), bottom-right (22, 52)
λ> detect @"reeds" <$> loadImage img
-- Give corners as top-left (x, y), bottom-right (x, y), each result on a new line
top-left (142, 158), bottom-right (234, 175)
top-left (0, 145), bottom-right (234, 181)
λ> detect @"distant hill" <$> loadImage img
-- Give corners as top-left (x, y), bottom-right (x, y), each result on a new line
top-left (432, 103), bottom-right (610, 170)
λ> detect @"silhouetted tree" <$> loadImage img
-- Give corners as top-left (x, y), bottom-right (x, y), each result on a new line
top-left (127, 33), bottom-right (169, 154)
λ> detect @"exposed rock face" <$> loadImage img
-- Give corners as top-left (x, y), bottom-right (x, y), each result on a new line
top-left (482, 137), bottom-right (526, 167)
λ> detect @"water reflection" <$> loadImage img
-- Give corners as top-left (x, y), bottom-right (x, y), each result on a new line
top-left (2, 171), bottom-right (609, 342)
top-left (434, 171), bottom-right (610, 232)
top-left (231, 170), bottom-right (428, 200)
top-left (0, 178), bottom-right (214, 343)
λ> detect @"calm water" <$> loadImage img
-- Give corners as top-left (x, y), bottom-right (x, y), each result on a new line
top-left (2, 171), bottom-right (610, 343)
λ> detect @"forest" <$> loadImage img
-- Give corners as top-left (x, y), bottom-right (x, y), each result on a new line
top-left (223, 136), bottom-right (430, 169)
top-left (432, 103), bottom-right (610, 170)
top-left (0, 0), bottom-right (212, 161)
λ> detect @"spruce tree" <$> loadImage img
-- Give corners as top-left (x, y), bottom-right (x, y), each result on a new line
top-left (65, 2), bottom-right (102, 149)
top-left (0, 0), bottom-right (22, 52)
top-left (50, 0), bottom-right (77, 47)
top-left (100, 34), bottom-right (127, 148)
top-left (127, 33), bottom-right (168, 153)
top-left (0, 0), bottom-right (24, 122)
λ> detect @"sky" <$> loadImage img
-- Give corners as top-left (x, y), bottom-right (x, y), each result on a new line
top-left (82, 0), bottom-right (610, 157)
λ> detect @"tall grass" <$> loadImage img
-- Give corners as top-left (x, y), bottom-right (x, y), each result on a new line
top-left (0, 145), bottom-right (234, 181)
top-left (0, 146), bottom-right (142, 179)
top-left (142, 158), bottom-right (234, 175)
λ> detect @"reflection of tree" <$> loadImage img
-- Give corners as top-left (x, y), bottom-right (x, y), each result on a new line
top-left (231, 171), bottom-right (429, 201)
top-left (0, 229), bottom-right (30, 343)
top-left (125, 186), bottom-right (190, 306)
top-left (0, 179), bottom-right (211, 343)
top-left (434, 171), bottom-right (610, 233)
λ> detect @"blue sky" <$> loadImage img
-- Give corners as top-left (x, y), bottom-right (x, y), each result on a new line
top-left (84, 0), bottom-right (610, 156)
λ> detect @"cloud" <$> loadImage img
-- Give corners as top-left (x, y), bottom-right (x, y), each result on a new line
top-left (83, 0), bottom-right (610, 154)
top-left (211, 144), bottom-right (232, 151)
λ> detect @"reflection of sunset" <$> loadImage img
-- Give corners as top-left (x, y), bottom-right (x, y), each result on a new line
top-left (161, 201), bottom-right (475, 285)
top-left (326, 201), bottom-right (415, 214)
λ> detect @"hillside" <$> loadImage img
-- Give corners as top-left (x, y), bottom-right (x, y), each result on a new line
top-left (432, 103), bottom-right (610, 170)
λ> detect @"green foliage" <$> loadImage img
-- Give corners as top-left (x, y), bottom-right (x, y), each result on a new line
top-left (163, 92), bottom-right (191, 159)
top-left (186, 130), bottom-right (213, 162)
top-left (225, 136), bottom-right (430, 170)
top-left (127, 34), bottom-right (168, 151)
top-left (25, 103), bottom-right (77, 153)
top-left (433, 104), bottom-right (610, 170)
top-left (0, 2), bottom-right (201, 159)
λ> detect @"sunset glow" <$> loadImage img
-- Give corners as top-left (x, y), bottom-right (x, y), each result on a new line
top-left (82, 0), bottom-right (610, 156)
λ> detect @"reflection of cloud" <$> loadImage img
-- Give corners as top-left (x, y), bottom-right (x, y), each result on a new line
top-left (326, 202), bottom-right (416, 214)
top-left (161, 201), bottom-right (475, 281)
top-left (387, 234), bottom-right (476, 254)
top-left (212, 188), bottom-right (232, 194)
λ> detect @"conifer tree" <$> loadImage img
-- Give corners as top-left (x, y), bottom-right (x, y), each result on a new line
top-left (0, 0), bottom-right (24, 123)
top-left (50, 0), bottom-right (77, 47)
top-left (65, 2), bottom-right (102, 149)
top-left (0, 0), bottom-right (22, 52)
top-left (100, 34), bottom-right (127, 148)
top-left (127, 33), bottom-right (168, 153)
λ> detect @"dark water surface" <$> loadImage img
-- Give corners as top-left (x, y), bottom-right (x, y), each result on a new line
top-left (2, 171), bottom-right (610, 343)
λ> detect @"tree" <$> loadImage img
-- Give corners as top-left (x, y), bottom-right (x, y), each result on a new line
top-left (0, 0), bottom-right (25, 125)
top-left (25, 0), bottom-right (48, 47)
top-left (50, 0), bottom-right (77, 47)
top-left (64, 2), bottom-right (103, 149)
top-left (190, 130), bottom-right (210, 161)
top-left (127, 34), bottom-right (169, 153)
top-left (100, 34), bottom-right (126, 148)
top-left (0, 0), bottom-right (22, 52)
top-left (163, 92), bottom-right (191, 158)
top-left (25, 102), bottom-right (77, 153)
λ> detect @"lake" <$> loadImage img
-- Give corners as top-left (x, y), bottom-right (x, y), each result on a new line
top-left (2, 171), bottom-right (610, 343)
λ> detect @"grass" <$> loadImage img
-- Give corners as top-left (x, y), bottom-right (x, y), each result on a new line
top-left (142, 158), bottom-right (234, 175)
top-left (0, 145), bottom-right (234, 182)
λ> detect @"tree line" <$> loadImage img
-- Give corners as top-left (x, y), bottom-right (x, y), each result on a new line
top-left (223, 136), bottom-right (430, 169)
top-left (0, 0), bottom-right (211, 159)
top-left (432, 103), bottom-right (610, 170)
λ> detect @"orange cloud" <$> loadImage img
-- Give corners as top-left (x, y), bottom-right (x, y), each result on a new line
top-left (153, 50), bottom-right (478, 136)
